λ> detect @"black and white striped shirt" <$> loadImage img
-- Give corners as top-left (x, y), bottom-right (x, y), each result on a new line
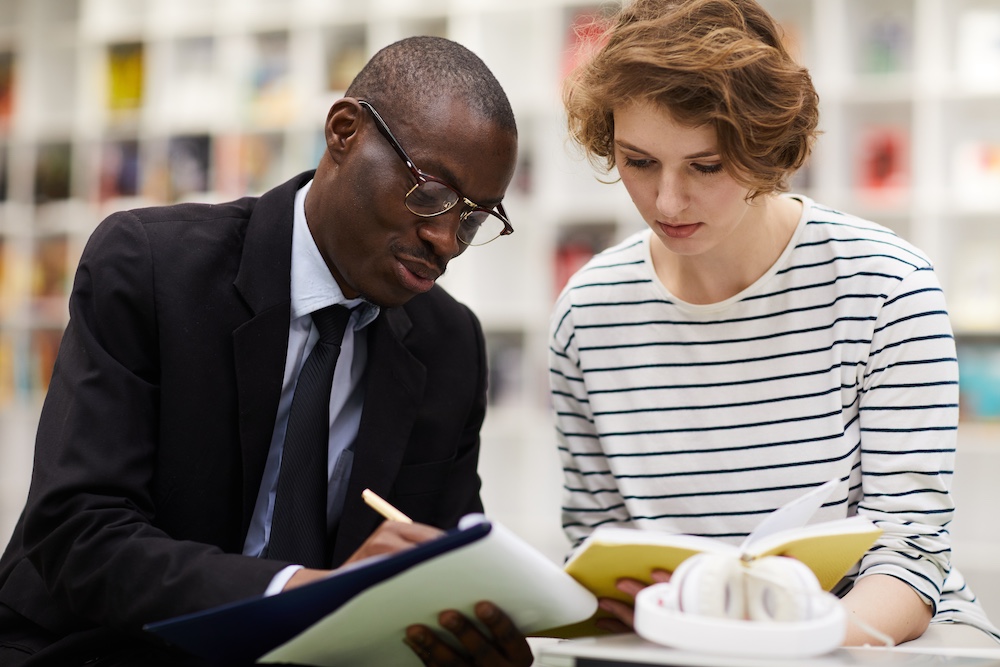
top-left (549, 196), bottom-right (997, 636)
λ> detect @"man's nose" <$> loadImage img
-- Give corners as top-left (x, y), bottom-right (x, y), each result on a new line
top-left (416, 211), bottom-right (464, 260)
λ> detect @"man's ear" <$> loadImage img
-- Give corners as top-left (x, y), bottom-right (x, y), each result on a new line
top-left (324, 98), bottom-right (364, 165)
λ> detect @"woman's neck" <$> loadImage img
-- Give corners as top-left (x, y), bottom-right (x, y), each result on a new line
top-left (651, 194), bottom-right (803, 305)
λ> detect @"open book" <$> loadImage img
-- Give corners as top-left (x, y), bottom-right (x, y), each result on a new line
top-left (146, 515), bottom-right (597, 666)
top-left (543, 479), bottom-right (881, 637)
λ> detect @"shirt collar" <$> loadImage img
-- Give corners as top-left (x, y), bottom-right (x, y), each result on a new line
top-left (290, 179), bottom-right (379, 328)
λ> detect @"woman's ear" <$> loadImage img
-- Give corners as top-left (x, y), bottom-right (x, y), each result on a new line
top-left (324, 98), bottom-right (364, 165)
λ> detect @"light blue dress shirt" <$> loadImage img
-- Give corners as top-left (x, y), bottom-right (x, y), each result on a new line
top-left (242, 180), bottom-right (379, 584)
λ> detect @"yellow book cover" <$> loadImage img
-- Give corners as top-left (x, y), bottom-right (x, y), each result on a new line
top-left (107, 42), bottom-right (144, 111)
top-left (539, 479), bottom-right (881, 638)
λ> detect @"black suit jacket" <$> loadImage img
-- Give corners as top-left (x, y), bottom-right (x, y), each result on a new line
top-left (0, 171), bottom-right (487, 663)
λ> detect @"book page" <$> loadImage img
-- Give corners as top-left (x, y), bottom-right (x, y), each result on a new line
top-left (739, 478), bottom-right (839, 554)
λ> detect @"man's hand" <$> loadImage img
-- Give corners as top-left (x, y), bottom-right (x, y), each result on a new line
top-left (341, 520), bottom-right (444, 567)
top-left (282, 520), bottom-right (444, 592)
top-left (403, 601), bottom-right (533, 667)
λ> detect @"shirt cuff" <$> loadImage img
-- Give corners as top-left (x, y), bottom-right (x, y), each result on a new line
top-left (265, 564), bottom-right (304, 597)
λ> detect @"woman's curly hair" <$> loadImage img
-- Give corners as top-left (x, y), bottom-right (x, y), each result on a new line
top-left (564, 0), bottom-right (820, 199)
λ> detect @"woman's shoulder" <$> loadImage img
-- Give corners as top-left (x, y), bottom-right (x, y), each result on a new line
top-left (794, 196), bottom-right (934, 272)
top-left (566, 229), bottom-right (649, 289)
top-left (552, 229), bottom-right (655, 325)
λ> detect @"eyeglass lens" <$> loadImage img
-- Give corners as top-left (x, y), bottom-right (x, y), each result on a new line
top-left (405, 181), bottom-right (507, 246)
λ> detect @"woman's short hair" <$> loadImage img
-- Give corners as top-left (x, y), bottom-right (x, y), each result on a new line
top-left (564, 0), bottom-right (819, 199)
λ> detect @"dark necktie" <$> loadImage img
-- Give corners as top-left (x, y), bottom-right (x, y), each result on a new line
top-left (267, 304), bottom-right (353, 568)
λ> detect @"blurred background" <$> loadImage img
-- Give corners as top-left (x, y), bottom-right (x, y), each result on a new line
top-left (0, 0), bottom-right (998, 622)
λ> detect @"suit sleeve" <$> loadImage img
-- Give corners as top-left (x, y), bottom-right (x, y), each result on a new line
top-left (21, 211), bottom-right (285, 634)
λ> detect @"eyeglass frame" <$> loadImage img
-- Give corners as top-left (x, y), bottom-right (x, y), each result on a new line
top-left (357, 99), bottom-right (514, 246)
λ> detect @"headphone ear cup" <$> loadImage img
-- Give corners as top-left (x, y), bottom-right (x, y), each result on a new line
top-left (744, 556), bottom-right (822, 622)
top-left (670, 553), bottom-right (746, 620)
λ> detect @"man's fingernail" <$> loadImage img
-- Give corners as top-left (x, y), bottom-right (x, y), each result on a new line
top-left (408, 628), bottom-right (431, 647)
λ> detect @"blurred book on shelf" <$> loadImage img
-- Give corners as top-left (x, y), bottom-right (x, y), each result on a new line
top-left (0, 142), bottom-right (8, 202)
top-left (216, 132), bottom-right (286, 197)
top-left (855, 124), bottom-right (908, 207)
top-left (168, 36), bottom-right (219, 125)
top-left (0, 237), bottom-right (6, 317)
top-left (955, 9), bottom-right (1000, 86)
top-left (861, 13), bottom-right (910, 75)
top-left (510, 116), bottom-right (534, 196)
top-left (327, 47), bottom-right (365, 93)
top-left (168, 135), bottom-right (212, 202)
top-left (957, 337), bottom-right (1000, 421)
top-left (0, 238), bottom-right (28, 318)
top-left (952, 141), bottom-right (1000, 208)
top-left (554, 222), bottom-right (616, 296)
top-left (0, 50), bottom-right (14, 130)
top-left (0, 330), bottom-right (11, 405)
top-left (485, 330), bottom-right (525, 408)
top-left (98, 138), bottom-right (141, 202)
top-left (325, 28), bottom-right (366, 93)
top-left (949, 239), bottom-right (1000, 334)
top-left (30, 327), bottom-right (62, 394)
top-left (34, 142), bottom-right (73, 205)
top-left (31, 236), bottom-right (68, 302)
top-left (107, 42), bottom-right (144, 112)
top-left (244, 132), bottom-right (283, 195)
top-left (249, 31), bottom-right (293, 126)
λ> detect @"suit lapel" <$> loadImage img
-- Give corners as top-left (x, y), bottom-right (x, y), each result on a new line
top-left (331, 307), bottom-right (426, 564)
top-left (232, 171), bottom-right (314, 535)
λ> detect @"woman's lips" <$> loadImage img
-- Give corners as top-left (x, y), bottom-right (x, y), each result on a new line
top-left (658, 221), bottom-right (701, 239)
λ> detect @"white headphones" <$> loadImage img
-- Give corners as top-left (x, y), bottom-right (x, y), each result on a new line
top-left (634, 553), bottom-right (846, 658)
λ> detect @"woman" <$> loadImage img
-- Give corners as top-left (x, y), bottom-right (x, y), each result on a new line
top-left (550, 0), bottom-right (999, 648)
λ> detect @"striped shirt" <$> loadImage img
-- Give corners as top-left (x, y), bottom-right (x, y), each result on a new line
top-left (549, 196), bottom-right (998, 637)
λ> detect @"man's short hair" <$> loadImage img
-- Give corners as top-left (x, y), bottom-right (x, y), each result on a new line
top-left (346, 35), bottom-right (516, 136)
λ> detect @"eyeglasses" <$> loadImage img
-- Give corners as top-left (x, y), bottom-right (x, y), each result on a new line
top-left (358, 99), bottom-right (513, 247)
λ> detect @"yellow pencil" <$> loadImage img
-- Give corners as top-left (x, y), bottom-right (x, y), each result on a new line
top-left (361, 488), bottom-right (413, 524)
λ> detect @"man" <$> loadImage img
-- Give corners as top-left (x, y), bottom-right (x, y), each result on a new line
top-left (0, 36), bottom-right (530, 666)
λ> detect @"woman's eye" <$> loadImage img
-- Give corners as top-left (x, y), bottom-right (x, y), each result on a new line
top-left (623, 156), bottom-right (653, 169)
top-left (693, 162), bottom-right (724, 175)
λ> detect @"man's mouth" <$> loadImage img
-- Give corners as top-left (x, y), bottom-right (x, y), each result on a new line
top-left (395, 257), bottom-right (441, 294)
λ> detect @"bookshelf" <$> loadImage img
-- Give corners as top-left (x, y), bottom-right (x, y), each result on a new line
top-left (0, 0), bottom-right (999, 619)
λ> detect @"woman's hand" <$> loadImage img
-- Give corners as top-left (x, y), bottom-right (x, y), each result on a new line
top-left (595, 569), bottom-right (672, 633)
top-left (840, 574), bottom-right (932, 646)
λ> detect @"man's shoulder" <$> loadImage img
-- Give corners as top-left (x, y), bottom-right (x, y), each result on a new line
top-left (405, 284), bottom-right (474, 319)
top-left (128, 197), bottom-right (257, 225)
top-left (101, 171), bottom-right (315, 229)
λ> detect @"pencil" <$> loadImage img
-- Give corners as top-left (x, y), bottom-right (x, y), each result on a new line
top-left (361, 488), bottom-right (413, 524)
